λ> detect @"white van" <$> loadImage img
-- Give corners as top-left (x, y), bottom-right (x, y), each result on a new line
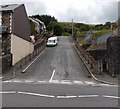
top-left (47, 37), bottom-right (58, 47)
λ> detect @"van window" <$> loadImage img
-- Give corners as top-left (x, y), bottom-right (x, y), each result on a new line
top-left (48, 40), bottom-right (54, 43)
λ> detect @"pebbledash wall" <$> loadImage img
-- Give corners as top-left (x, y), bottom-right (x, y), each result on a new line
top-left (11, 34), bottom-right (34, 65)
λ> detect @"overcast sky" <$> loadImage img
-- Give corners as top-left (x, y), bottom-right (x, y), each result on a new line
top-left (0, 0), bottom-right (119, 24)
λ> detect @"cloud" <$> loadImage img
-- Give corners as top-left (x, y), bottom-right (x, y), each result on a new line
top-left (55, 1), bottom-right (118, 24)
top-left (0, 0), bottom-right (47, 15)
top-left (0, 0), bottom-right (119, 24)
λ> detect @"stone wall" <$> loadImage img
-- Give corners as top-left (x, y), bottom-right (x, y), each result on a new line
top-left (107, 36), bottom-right (120, 76)
top-left (2, 12), bottom-right (11, 32)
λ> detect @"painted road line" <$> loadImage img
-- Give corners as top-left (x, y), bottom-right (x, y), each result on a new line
top-left (78, 95), bottom-right (99, 98)
top-left (3, 80), bottom-right (12, 83)
top-left (57, 96), bottom-right (77, 99)
top-left (22, 49), bottom-right (45, 73)
top-left (60, 81), bottom-right (72, 84)
top-left (0, 91), bottom-right (16, 94)
top-left (24, 80), bottom-right (34, 83)
top-left (49, 70), bottom-right (56, 82)
top-left (18, 91), bottom-right (55, 98)
top-left (12, 80), bottom-right (23, 83)
top-left (50, 80), bottom-right (59, 83)
top-left (100, 84), bottom-right (111, 86)
top-left (0, 77), bottom-right (3, 80)
top-left (74, 81), bottom-right (84, 84)
top-left (37, 81), bottom-right (46, 83)
top-left (84, 81), bottom-right (95, 85)
top-left (103, 95), bottom-right (120, 99)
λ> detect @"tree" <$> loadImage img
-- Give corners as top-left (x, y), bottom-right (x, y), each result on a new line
top-left (75, 23), bottom-right (84, 28)
top-left (75, 23), bottom-right (90, 31)
top-left (29, 19), bottom-right (36, 35)
top-left (105, 22), bottom-right (111, 29)
top-left (31, 15), bottom-right (57, 27)
top-left (47, 22), bottom-right (64, 36)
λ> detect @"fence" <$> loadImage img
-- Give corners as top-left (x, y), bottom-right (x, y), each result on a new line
top-left (2, 54), bottom-right (12, 73)
top-left (13, 39), bottom-right (46, 74)
top-left (74, 39), bottom-right (101, 74)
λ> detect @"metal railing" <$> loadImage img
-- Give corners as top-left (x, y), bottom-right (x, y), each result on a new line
top-left (74, 40), bottom-right (100, 74)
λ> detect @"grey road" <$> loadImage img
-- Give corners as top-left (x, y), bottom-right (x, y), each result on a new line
top-left (10, 36), bottom-right (96, 82)
top-left (2, 36), bottom-right (119, 107)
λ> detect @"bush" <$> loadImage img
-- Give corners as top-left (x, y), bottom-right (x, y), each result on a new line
top-left (62, 32), bottom-right (71, 36)
top-left (47, 22), bottom-right (64, 36)
top-left (92, 29), bottom-right (110, 39)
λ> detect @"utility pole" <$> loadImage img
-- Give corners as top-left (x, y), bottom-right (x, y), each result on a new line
top-left (72, 19), bottom-right (74, 37)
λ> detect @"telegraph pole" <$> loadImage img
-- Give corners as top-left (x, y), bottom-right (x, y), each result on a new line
top-left (72, 19), bottom-right (74, 37)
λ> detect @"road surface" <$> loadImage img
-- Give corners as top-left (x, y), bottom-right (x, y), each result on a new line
top-left (2, 36), bottom-right (119, 107)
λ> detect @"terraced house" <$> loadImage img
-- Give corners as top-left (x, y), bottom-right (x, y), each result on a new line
top-left (0, 4), bottom-right (34, 71)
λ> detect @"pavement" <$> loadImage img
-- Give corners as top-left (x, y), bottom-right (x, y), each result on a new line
top-left (94, 73), bottom-right (118, 85)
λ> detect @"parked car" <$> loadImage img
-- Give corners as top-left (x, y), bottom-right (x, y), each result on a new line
top-left (47, 37), bottom-right (58, 47)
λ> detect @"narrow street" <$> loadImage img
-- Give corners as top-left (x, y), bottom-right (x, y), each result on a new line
top-left (2, 36), bottom-right (118, 107)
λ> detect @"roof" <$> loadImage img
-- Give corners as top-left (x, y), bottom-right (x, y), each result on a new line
top-left (48, 37), bottom-right (57, 40)
top-left (0, 4), bottom-right (22, 12)
top-left (0, 26), bottom-right (9, 34)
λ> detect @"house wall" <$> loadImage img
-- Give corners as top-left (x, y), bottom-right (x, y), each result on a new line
top-left (11, 34), bottom-right (34, 65)
top-left (12, 4), bottom-right (30, 42)
top-left (107, 36), bottom-right (120, 75)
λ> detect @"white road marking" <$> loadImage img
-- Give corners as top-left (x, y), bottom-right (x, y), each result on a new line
top-left (3, 80), bottom-right (12, 83)
top-left (50, 80), bottom-right (59, 83)
top-left (0, 77), bottom-right (3, 79)
top-left (24, 80), bottom-right (34, 83)
top-left (57, 96), bottom-right (77, 99)
top-left (49, 70), bottom-right (56, 82)
top-left (18, 91), bottom-right (55, 98)
top-left (103, 95), bottom-right (120, 99)
top-left (37, 81), bottom-right (46, 83)
top-left (100, 84), bottom-right (111, 86)
top-left (74, 81), bottom-right (84, 84)
top-left (22, 49), bottom-right (45, 73)
top-left (60, 81), bottom-right (72, 84)
top-left (78, 95), bottom-right (99, 98)
top-left (84, 81), bottom-right (95, 85)
top-left (0, 91), bottom-right (16, 94)
top-left (12, 80), bottom-right (22, 83)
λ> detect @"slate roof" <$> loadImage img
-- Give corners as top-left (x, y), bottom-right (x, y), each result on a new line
top-left (0, 4), bottom-right (22, 12)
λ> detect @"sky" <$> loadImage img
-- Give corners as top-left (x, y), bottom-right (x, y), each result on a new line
top-left (0, 0), bottom-right (119, 24)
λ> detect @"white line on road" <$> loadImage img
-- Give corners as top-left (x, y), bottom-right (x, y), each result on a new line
top-left (12, 80), bottom-right (22, 83)
top-left (57, 96), bottom-right (77, 99)
top-left (24, 80), bottom-right (34, 83)
top-left (0, 77), bottom-right (3, 80)
top-left (103, 95), bottom-right (120, 99)
top-left (60, 81), bottom-right (72, 84)
top-left (18, 91), bottom-right (55, 98)
top-left (84, 81), bottom-right (95, 85)
top-left (74, 80), bottom-right (84, 84)
top-left (50, 80), bottom-right (59, 83)
top-left (0, 91), bottom-right (16, 94)
top-left (49, 70), bottom-right (56, 82)
top-left (2, 80), bottom-right (12, 83)
top-left (22, 49), bottom-right (46, 73)
top-left (78, 95), bottom-right (99, 98)
top-left (37, 81), bottom-right (46, 83)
